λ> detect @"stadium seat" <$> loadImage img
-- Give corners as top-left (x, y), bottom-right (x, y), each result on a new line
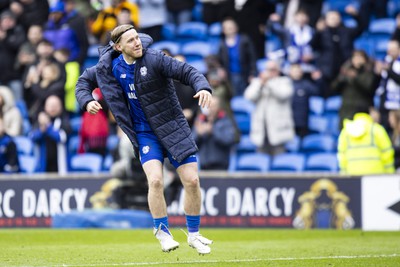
top-left (176, 22), bottom-right (208, 42)
top-left (70, 153), bottom-right (103, 173)
top-left (326, 113), bottom-right (340, 137)
top-left (325, 95), bottom-right (342, 114)
top-left (309, 96), bottom-right (325, 115)
top-left (103, 154), bottom-right (114, 171)
top-left (191, 2), bottom-right (203, 22)
top-left (308, 114), bottom-right (329, 134)
top-left (151, 41), bottom-right (180, 56)
top-left (285, 135), bottom-right (301, 153)
top-left (15, 100), bottom-right (29, 119)
top-left (256, 58), bottom-right (268, 73)
top-left (186, 59), bottom-right (207, 74)
top-left (208, 22), bottom-right (222, 37)
top-left (235, 153), bottom-right (270, 172)
top-left (369, 18), bottom-right (396, 36)
top-left (68, 135), bottom-right (80, 156)
top-left (231, 96), bottom-right (255, 135)
top-left (305, 152), bottom-right (339, 172)
top-left (323, 0), bottom-right (349, 15)
top-left (106, 135), bottom-right (120, 153)
top-left (14, 136), bottom-right (34, 155)
top-left (388, 0), bottom-right (400, 17)
top-left (70, 116), bottom-right (82, 134)
top-left (180, 41), bottom-right (212, 61)
top-left (270, 153), bottom-right (306, 172)
top-left (236, 134), bottom-right (257, 154)
top-left (231, 96), bottom-right (255, 115)
top-left (18, 154), bottom-right (37, 173)
top-left (161, 23), bottom-right (176, 40)
top-left (374, 37), bottom-right (390, 60)
top-left (301, 134), bottom-right (336, 154)
top-left (354, 37), bottom-right (374, 57)
top-left (87, 44), bottom-right (100, 58)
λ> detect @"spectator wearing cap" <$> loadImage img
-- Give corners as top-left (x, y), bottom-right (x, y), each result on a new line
top-left (44, 1), bottom-right (81, 62)
top-left (0, 10), bottom-right (26, 101)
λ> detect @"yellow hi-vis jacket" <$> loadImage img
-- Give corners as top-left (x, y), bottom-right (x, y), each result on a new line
top-left (337, 113), bottom-right (395, 175)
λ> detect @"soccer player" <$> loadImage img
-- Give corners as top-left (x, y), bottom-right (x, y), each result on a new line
top-left (75, 25), bottom-right (213, 254)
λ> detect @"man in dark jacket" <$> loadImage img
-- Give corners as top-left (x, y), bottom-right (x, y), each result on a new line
top-left (75, 25), bottom-right (213, 254)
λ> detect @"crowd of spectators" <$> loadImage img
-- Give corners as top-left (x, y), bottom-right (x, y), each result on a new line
top-left (0, 0), bottom-right (400, 176)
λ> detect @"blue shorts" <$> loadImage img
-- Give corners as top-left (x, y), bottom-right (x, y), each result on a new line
top-left (136, 131), bottom-right (197, 169)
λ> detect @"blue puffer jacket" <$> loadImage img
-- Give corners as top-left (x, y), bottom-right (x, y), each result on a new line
top-left (76, 34), bottom-right (212, 162)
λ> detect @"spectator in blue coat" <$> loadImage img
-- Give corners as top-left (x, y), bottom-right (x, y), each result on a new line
top-left (194, 95), bottom-right (236, 170)
top-left (0, 116), bottom-right (19, 173)
top-left (75, 25), bottom-right (213, 254)
top-left (29, 95), bottom-right (70, 174)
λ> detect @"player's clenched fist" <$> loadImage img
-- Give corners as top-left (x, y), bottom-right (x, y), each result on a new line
top-left (86, 100), bottom-right (102, 115)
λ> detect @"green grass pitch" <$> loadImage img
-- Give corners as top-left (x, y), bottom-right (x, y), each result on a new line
top-left (0, 229), bottom-right (399, 267)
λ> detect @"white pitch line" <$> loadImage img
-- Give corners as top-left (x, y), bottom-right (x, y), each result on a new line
top-left (45, 253), bottom-right (400, 267)
top-left (3, 254), bottom-right (399, 267)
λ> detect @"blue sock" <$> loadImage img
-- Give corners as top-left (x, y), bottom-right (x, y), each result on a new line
top-left (154, 216), bottom-right (169, 234)
top-left (186, 215), bottom-right (200, 233)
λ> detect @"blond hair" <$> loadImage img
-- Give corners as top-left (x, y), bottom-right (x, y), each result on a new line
top-left (110, 24), bottom-right (135, 44)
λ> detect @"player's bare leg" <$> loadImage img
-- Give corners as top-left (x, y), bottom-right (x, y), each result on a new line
top-left (143, 159), bottom-right (179, 252)
top-left (177, 162), bottom-right (213, 255)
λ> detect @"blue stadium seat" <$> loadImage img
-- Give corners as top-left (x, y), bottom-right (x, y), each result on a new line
top-left (151, 41), bottom-right (180, 56)
top-left (177, 22), bottom-right (208, 42)
top-left (106, 135), bottom-right (120, 153)
top-left (235, 153), bottom-right (270, 172)
top-left (208, 22), bottom-right (222, 37)
top-left (374, 37), bottom-right (390, 60)
top-left (305, 152), bottom-right (339, 172)
top-left (256, 58), bottom-right (268, 73)
top-left (70, 153), bottom-right (103, 173)
top-left (192, 2), bottom-right (203, 22)
top-left (325, 95), bottom-right (342, 114)
top-left (231, 96), bottom-right (255, 115)
top-left (68, 135), bottom-right (80, 156)
top-left (236, 134), bottom-right (257, 154)
top-left (14, 136), bottom-right (34, 155)
top-left (309, 96), bottom-right (325, 115)
top-left (161, 23), bottom-right (176, 40)
top-left (285, 135), bottom-right (301, 153)
top-left (87, 44), bottom-right (100, 58)
top-left (18, 154), bottom-right (37, 173)
top-left (186, 59), bottom-right (207, 74)
top-left (103, 154), bottom-right (114, 171)
top-left (270, 153), bottom-right (305, 172)
top-left (180, 41), bottom-right (212, 61)
top-left (15, 100), bottom-right (29, 119)
top-left (326, 113), bottom-right (340, 137)
top-left (308, 114), bottom-right (329, 134)
top-left (70, 116), bottom-right (82, 134)
top-left (301, 134), bottom-right (336, 154)
top-left (369, 18), bottom-right (396, 36)
top-left (231, 96), bottom-right (255, 135)
top-left (388, 0), bottom-right (400, 17)
top-left (323, 0), bottom-right (350, 14)
top-left (354, 37), bottom-right (374, 57)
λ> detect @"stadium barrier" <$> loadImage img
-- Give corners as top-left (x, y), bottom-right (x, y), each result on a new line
top-left (0, 172), bottom-right (399, 230)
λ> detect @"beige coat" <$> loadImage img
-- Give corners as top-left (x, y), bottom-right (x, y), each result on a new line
top-left (0, 86), bottom-right (22, 136)
top-left (244, 76), bottom-right (295, 147)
